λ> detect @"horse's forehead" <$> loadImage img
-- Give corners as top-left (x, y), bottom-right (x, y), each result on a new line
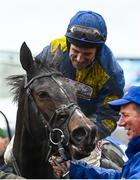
top-left (30, 75), bottom-right (76, 101)
top-left (33, 74), bottom-right (62, 84)
top-left (30, 75), bottom-right (67, 91)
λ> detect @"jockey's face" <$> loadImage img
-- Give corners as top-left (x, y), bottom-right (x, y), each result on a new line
top-left (69, 44), bottom-right (97, 70)
top-left (118, 103), bottom-right (140, 140)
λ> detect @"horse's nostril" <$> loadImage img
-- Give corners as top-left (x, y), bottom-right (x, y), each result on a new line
top-left (71, 127), bottom-right (87, 143)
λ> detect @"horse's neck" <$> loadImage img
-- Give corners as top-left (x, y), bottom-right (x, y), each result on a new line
top-left (13, 98), bottom-right (55, 178)
top-left (14, 127), bottom-right (54, 178)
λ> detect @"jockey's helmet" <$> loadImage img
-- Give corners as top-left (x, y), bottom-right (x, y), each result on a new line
top-left (65, 11), bottom-right (107, 48)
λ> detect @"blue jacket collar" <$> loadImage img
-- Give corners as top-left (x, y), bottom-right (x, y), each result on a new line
top-left (125, 136), bottom-right (140, 159)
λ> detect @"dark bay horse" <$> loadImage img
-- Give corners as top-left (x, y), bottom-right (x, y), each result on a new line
top-left (7, 42), bottom-right (97, 178)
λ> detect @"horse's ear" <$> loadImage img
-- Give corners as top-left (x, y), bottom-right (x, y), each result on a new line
top-left (20, 42), bottom-right (34, 72)
top-left (52, 45), bottom-right (64, 70)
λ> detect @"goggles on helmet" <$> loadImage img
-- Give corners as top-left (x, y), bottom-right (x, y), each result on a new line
top-left (67, 25), bottom-right (106, 42)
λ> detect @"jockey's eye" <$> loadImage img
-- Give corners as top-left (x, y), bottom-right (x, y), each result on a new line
top-left (38, 91), bottom-right (50, 100)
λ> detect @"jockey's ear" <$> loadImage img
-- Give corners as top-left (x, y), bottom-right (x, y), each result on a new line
top-left (20, 42), bottom-right (34, 73)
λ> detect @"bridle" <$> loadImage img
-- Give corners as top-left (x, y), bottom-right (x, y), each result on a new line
top-left (23, 72), bottom-right (80, 177)
top-left (12, 72), bottom-right (79, 177)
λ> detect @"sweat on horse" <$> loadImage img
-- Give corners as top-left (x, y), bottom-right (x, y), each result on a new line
top-left (6, 42), bottom-right (97, 178)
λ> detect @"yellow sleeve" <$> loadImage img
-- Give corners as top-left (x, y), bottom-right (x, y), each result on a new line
top-left (51, 36), bottom-right (67, 54)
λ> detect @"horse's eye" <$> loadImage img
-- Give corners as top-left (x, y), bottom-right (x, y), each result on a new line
top-left (38, 91), bottom-right (50, 100)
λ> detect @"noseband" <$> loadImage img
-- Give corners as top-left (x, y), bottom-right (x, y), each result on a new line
top-left (24, 72), bottom-right (79, 160)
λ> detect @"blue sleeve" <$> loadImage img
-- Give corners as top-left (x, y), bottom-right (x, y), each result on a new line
top-left (35, 45), bottom-right (51, 64)
top-left (69, 160), bottom-right (121, 179)
top-left (95, 46), bottom-right (125, 138)
top-left (122, 152), bottom-right (140, 179)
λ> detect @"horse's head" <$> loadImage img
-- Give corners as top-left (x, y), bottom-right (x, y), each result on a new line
top-left (9, 42), bottom-right (97, 178)
top-left (20, 42), bottom-right (97, 159)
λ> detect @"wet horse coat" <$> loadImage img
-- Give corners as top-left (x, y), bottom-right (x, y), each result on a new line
top-left (8, 42), bottom-right (97, 178)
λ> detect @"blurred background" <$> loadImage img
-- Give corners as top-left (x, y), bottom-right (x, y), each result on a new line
top-left (0, 0), bottom-right (140, 144)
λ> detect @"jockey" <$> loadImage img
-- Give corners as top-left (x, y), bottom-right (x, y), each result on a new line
top-left (35, 10), bottom-right (125, 140)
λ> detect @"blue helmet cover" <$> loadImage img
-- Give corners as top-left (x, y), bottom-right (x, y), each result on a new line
top-left (66, 11), bottom-right (107, 47)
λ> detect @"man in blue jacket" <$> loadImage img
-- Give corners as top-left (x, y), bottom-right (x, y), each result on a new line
top-left (50, 86), bottom-right (140, 179)
top-left (36, 10), bottom-right (125, 140)
top-left (67, 86), bottom-right (140, 179)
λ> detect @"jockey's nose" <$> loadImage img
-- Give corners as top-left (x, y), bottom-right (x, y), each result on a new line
top-left (76, 53), bottom-right (84, 63)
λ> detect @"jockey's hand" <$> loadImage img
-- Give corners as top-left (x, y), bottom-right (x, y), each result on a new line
top-left (49, 156), bottom-right (70, 178)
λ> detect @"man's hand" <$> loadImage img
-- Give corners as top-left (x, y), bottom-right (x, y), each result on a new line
top-left (49, 156), bottom-right (70, 178)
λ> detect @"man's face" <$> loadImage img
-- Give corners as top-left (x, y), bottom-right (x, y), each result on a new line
top-left (69, 44), bottom-right (97, 70)
top-left (118, 103), bottom-right (140, 140)
top-left (0, 137), bottom-right (9, 156)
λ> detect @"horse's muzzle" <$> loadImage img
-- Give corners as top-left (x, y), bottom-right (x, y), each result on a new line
top-left (69, 125), bottom-right (97, 159)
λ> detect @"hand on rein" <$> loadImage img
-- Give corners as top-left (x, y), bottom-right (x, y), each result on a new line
top-left (49, 156), bottom-right (70, 178)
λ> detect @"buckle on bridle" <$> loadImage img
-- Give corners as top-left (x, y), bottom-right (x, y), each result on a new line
top-left (49, 128), bottom-right (64, 145)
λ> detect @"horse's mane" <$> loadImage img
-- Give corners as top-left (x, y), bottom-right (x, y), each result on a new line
top-left (6, 59), bottom-right (62, 103)
top-left (7, 75), bottom-right (25, 103)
